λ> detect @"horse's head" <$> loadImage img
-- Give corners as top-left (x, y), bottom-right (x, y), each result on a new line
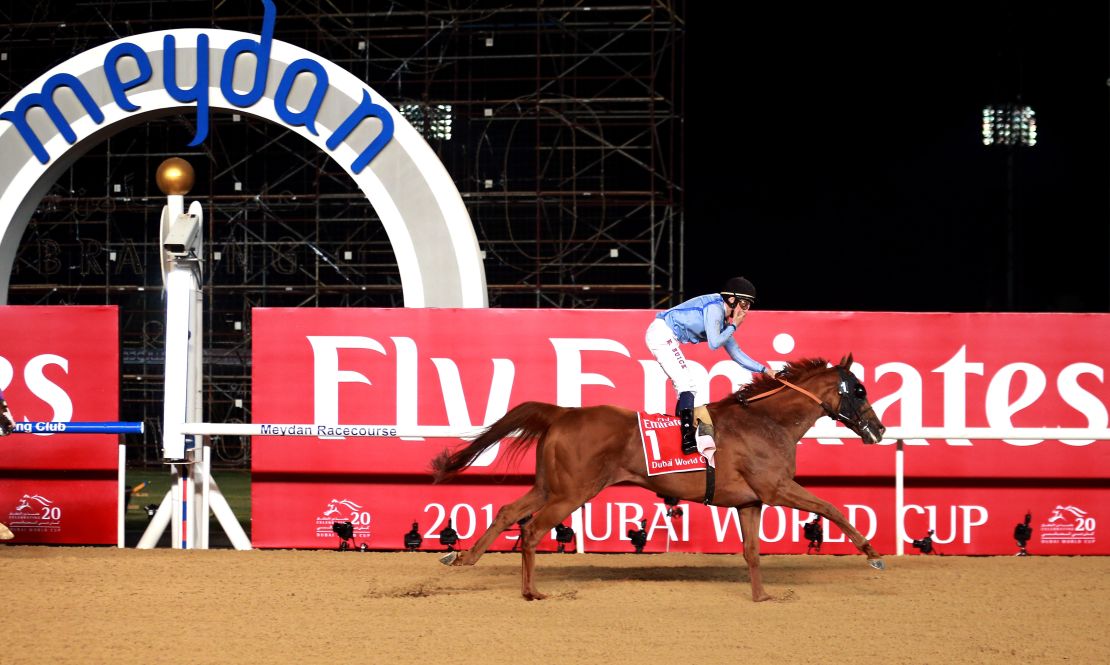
top-left (766, 354), bottom-right (885, 443)
top-left (821, 354), bottom-right (885, 444)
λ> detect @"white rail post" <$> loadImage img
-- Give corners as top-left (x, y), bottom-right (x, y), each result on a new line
top-left (155, 157), bottom-right (210, 549)
top-left (199, 444), bottom-right (211, 549)
top-left (117, 444), bottom-right (126, 548)
top-left (895, 439), bottom-right (905, 556)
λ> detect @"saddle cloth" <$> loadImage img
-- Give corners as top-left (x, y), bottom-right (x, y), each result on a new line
top-left (637, 412), bottom-right (706, 477)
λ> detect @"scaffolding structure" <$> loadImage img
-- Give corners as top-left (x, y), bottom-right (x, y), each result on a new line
top-left (0, 0), bottom-right (685, 466)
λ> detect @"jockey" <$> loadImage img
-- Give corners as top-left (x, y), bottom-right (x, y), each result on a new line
top-left (0, 389), bottom-right (14, 436)
top-left (1, 390), bottom-right (13, 539)
top-left (646, 276), bottom-right (772, 454)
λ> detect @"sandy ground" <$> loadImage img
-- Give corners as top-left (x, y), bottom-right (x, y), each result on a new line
top-left (1, 547), bottom-right (1107, 665)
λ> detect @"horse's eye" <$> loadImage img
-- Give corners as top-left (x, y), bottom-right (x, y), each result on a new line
top-left (854, 385), bottom-right (866, 398)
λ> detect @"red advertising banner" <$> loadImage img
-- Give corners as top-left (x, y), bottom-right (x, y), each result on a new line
top-left (0, 305), bottom-right (120, 544)
top-left (251, 309), bottom-right (1108, 553)
top-left (252, 481), bottom-right (896, 553)
top-left (254, 480), bottom-right (1108, 556)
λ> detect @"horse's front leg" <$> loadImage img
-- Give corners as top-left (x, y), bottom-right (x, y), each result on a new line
top-left (736, 504), bottom-right (772, 602)
top-left (765, 480), bottom-right (883, 568)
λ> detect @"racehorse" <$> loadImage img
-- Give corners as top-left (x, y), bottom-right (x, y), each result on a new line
top-left (432, 355), bottom-right (886, 601)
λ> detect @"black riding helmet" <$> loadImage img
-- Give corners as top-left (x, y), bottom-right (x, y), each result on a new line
top-left (721, 276), bottom-right (756, 304)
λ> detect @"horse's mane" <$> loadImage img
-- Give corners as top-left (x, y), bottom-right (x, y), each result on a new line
top-left (734, 357), bottom-right (831, 402)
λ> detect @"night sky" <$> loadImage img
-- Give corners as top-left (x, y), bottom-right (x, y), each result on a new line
top-left (684, 3), bottom-right (1109, 313)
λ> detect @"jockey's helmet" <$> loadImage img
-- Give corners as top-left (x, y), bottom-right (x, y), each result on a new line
top-left (721, 276), bottom-right (756, 304)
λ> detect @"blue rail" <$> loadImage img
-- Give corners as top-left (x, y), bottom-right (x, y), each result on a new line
top-left (10, 421), bottom-right (144, 435)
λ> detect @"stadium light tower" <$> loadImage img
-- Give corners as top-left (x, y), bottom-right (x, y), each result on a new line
top-left (981, 103), bottom-right (1037, 147)
top-left (399, 103), bottom-right (454, 141)
top-left (982, 102), bottom-right (1037, 309)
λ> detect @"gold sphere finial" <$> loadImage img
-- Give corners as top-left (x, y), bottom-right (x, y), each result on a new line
top-left (156, 157), bottom-right (195, 196)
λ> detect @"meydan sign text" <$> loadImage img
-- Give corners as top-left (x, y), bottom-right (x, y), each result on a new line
top-left (0, 0), bottom-right (487, 308)
top-left (1, 0), bottom-right (392, 173)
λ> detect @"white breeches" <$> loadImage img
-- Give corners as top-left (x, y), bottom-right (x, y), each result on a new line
top-left (645, 318), bottom-right (707, 407)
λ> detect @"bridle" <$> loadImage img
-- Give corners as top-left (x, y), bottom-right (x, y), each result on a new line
top-left (738, 367), bottom-right (869, 430)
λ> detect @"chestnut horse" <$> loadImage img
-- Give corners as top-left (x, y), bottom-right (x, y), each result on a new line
top-left (433, 355), bottom-right (886, 601)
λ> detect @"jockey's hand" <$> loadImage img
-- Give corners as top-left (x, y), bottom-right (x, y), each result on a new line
top-left (730, 308), bottom-right (747, 327)
top-left (762, 366), bottom-right (777, 379)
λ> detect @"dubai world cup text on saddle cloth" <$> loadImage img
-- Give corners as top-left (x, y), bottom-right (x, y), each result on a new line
top-left (637, 413), bottom-right (703, 476)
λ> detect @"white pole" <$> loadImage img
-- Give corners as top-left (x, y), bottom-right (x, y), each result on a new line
top-left (117, 444), bottom-right (126, 548)
top-left (209, 479), bottom-right (252, 550)
top-left (199, 444), bottom-right (211, 549)
top-left (895, 439), bottom-right (905, 556)
top-left (162, 269), bottom-right (196, 460)
top-left (171, 465), bottom-right (184, 549)
top-left (873, 427), bottom-right (1109, 441)
top-left (137, 490), bottom-right (172, 549)
top-left (161, 195), bottom-right (202, 461)
top-left (184, 464), bottom-right (194, 549)
top-left (178, 422), bottom-right (484, 438)
top-left (166, 194), bottom-right (183, 227)
top-left (176, 422), bottom-right (1110, 441)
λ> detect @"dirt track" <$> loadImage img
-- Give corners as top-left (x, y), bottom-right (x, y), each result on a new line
top-left (1, 548), bottom-right (1107, 664)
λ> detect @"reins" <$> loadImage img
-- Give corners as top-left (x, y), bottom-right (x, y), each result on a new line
top-left (738, 374), bottom-right (839, 420)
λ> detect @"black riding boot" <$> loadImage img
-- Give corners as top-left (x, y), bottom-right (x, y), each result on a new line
top-left (676, 391), bottom-right (696, 455)
top-left (679, 408), bottom-right (697, 454)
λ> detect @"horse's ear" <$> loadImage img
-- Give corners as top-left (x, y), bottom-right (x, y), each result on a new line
top-left (839, 353), bottom-right (853, 368)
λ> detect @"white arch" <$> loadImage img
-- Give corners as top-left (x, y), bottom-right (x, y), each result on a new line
top-left (0, 29), bottom-right (487, 307)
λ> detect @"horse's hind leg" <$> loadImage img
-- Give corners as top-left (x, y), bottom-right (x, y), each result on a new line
top-left (518, 497), bottom-right (581, 600)
top-left (737, 504), bottom-right (772, 602)
top-left (446, 485), bottom-right (545, 567)
top-left (766, 480), bottom-right (883, 567)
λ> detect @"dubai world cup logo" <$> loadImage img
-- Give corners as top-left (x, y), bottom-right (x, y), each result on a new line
top-left (315, 498), bottom-right (372, 542)
top-left (7, 493), bottom-right (63, 533)
top-left (1039, 505), bottom-right (1097, 546)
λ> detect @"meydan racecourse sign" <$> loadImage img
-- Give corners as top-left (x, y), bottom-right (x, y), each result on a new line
top-left (0, 0), bottom-right (487, 307)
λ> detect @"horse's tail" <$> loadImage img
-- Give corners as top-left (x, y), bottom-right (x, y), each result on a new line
top-left (431, 401), bottom-right (565, 483)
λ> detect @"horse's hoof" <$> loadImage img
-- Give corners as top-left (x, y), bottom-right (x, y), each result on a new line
top-left (868, 558), bottom-right (885, 571)
top-left (439, 551), bottom-right (459, 566)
